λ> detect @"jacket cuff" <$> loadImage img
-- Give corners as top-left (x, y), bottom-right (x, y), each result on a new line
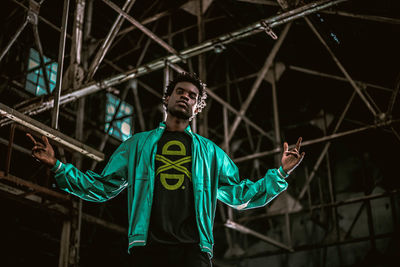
top-left (50, 160), bottom-right (63, 173)
top-left (277, 166), bottom-right (289, 179)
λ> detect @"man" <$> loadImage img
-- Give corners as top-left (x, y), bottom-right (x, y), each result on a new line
top-left (28, 72), bottom-right (304, 267)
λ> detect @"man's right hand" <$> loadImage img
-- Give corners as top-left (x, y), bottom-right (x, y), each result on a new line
top-left (27, 133), bottom-right (57, 168)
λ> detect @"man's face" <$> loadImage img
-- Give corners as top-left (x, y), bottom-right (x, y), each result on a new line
top-left (165, 81), bottom-right (199, 120)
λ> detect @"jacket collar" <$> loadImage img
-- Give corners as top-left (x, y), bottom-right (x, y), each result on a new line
top-left (158, 121), bottom-right (194, 136)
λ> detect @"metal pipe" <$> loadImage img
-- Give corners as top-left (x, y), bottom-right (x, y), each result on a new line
top-left (304, 17), bottom-right (377, 117)
top-left (228, 22), bottom-right (291, 142)
top-left (239, 0), bottom-right (400, 25)
top-left (101, 0), bottom-right (182, 60)
top-left (0, 103), bottom-right (104, 162)
top-left (52, 0), bottom-right (70, 129)
top-left (86, 0), bottom-right (136, 81)
top-left (6, 0), bottom-right (349, 120)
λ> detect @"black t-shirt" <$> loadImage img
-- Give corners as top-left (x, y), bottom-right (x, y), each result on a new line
top-left (148, 131), bottom-right (199, 244)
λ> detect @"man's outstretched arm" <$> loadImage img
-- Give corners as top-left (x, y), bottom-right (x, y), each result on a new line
top-left (27, 133), bottom-right (129, 202)
top-left (217, 137), bottom-right (305, 210)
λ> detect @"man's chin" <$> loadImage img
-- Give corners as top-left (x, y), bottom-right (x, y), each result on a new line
top-left (169, 109), bottom-right (191, 120)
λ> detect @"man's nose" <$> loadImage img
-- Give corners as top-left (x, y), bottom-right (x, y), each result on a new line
top-left (180, 93), bottom-right (189, 100)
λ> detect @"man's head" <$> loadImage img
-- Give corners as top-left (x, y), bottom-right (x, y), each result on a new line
top-left (163, 72), bottom-right (207, 121)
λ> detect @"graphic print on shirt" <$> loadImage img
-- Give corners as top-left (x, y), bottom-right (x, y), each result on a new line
top-left (155, 140), bottom-right (192, 190)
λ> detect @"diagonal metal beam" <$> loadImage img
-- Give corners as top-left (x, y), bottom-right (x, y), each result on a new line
top-left (225, 219), bottom-right (293, 252)
top-left (52, 0), bottom-right (70, 130)
top-left (288, 65), bottom-right (394, 93)
top-left (387, 73), bottom-right (400, 115)
top-left (234, 118), bottom-right (400, 164)
top-left (101, 0), bottom-right (182, 60)
top-left (0, 103), bottom-right (104, 162)
top-left (304, 17), bottom-right (377, 117)
top-left (238, 0), bottom-right (400, 25)
top-left (3, 0), bottom-right (348, 121)
top-left (86, 0), bottom-right (136, 81)
top-left (227, 22), bottom-right (291, 141)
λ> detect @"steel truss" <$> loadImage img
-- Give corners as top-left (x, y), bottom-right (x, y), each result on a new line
top-left (1, 0), bottom-right (400, 266)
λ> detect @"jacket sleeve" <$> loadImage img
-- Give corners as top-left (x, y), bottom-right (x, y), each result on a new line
top-left (216, 148), bottom-right (288, 210)
top-left (51, 142), bottom-right (129, 202)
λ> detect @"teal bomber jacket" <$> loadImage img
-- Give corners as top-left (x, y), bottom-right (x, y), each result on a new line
top-left (51, 122), bottom-right (289, 257)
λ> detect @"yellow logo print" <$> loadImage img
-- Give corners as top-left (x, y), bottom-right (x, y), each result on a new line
top-left (156, 140), bottom-right (191, 190)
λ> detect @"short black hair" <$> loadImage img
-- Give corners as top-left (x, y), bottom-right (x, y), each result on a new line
top-left (163, 72), bottom-right (207, 114)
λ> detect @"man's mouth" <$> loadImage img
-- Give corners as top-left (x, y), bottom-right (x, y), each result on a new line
top-left (177, 101), bottom-right (188, 108)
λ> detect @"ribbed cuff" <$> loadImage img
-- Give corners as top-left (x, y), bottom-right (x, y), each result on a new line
top-left (50, 160), bottom-right (62, 173)
top-left (277, 166), bottom-right (289, 179)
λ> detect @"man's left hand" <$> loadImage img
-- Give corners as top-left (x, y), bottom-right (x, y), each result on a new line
top-left (281, 137), bottom-right (305, 174)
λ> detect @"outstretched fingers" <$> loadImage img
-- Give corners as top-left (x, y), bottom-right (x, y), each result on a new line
top-left (42, 135), bottom-right (50, 147)
top-left (296, 137), bottom-right (302, 151)
top-left (26, 133), bottom-right (37, 145)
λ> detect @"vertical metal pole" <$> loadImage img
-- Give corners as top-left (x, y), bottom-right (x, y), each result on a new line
top-left (284, 212), bottom-right (292, 248)
top-left (52, 0), bottom-right (70, 129)
top-left (59, 220), bottom-right (71, 267)
top-left (131, 79), bottom-right (146, 131)
top-left (271, 64), bottom-right (281, 167)
top-left (365, 199), bottom-right (376, 250)
top-left (163, 61), bottom-right (170, 121)
top-left (69, 1), bottom-right (86, 266)
top-left (223, 106), bottom-right (229, 155)
top-left (197, 0), bottom-right (208, 138)
top-left (323, 109), bottom-right (339, 240)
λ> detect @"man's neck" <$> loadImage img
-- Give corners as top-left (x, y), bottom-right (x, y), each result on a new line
top-left (165, 114), bottom-right (189, 132)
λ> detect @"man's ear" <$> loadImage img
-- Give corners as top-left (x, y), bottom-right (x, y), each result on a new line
top-left (164, 96), bottom-right (170, 105)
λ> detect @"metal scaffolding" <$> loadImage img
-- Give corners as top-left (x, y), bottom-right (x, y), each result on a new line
top-left (0, 0), bottom-right (399, 266)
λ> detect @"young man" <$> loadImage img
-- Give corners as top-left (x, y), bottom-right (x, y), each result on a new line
top-left (28, 72), bottom-right (304, 267)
